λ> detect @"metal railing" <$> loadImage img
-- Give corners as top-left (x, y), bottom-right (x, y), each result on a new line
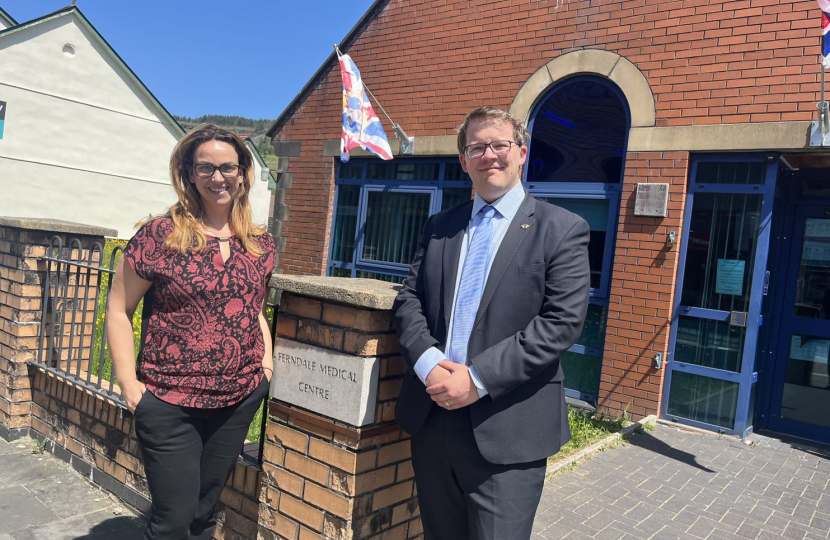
top-left (31, 235), bottom-right (280, 463)
top-left (33, 235), bottom-right (126, 406)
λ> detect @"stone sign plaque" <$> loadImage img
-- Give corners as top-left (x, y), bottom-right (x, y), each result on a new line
top-left (271, 337), bottom-right (379, 427)
top-left (634, 183), bottom-right (669, 217)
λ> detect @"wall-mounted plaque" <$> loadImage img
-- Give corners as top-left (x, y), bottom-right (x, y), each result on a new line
top-left (271, 337), bottom-right (379, 427)
top-left (634, 183), bottom-right (669, 217)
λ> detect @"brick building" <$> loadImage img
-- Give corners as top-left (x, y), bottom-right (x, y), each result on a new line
top-left (266, 0), bottom-right (830, 444)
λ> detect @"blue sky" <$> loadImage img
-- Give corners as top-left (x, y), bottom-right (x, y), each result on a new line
top-left (1, 0), bottom-right (377, 120)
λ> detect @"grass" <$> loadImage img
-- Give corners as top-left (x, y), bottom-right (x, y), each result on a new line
top-left (90, 239), bottom-right (142, 383)
top-left (247, 401), bottom-right (266, 443)
top-left (549, 407), bottom-right (628, 463)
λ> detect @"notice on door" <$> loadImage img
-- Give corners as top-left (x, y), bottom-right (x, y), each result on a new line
top-left (790, 335), bottom-right (830, 365)
top-left (0, 101), bottom-right (5, 139)
top-left (716, 259), bottom-right (745, 295)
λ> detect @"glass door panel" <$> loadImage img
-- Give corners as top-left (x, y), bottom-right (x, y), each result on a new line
top-left (544, 197), bottom-right (610, 290)
top-left (667, 372), bottom-right (739, 429)
top-left (781, 333), bottom-right (830, 427)
top-left (674, 316), bottom-right (745, 372)
top-left (680, 193), bottom-right (762, 312)
top-left (768, 210), bottom-right (830, 440)
top-left (360, 189), bottom-right (433, 267)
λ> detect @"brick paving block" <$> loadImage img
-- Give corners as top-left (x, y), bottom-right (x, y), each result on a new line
top-left (539, 513), bottom-right (595, 539)
top-left (765, 513), bottom-right (793, 532)
top-left (720, 509), bottom-right (747, 529)
top-left (736, 522), bottom-right (763, 539)
top-left (779, 492), bottom-right (804, 514)
top-left (758, 531), bottom-right (791, 540)
top-left (592, 526), bottom-right (627, 540)
top-left (532, 425), bottom-right (830, 540)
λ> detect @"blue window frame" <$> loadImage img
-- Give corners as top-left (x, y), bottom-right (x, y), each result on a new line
top-left (328, 159), bottom-right (473, 282)
top-left (525, 76), bottom-right (629, 404)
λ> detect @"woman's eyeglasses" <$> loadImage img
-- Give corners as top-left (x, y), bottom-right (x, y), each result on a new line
top-left (193, 163), bottom-right (240, 178)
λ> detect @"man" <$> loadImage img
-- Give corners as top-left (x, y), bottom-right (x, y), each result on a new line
top-left (394, 106), bottom-right (590, 540)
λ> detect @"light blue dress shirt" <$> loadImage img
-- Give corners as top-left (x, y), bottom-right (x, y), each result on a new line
top-left (413, 181), bottom-right (526, 397)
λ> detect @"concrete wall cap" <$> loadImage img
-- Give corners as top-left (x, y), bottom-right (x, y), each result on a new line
top-left (270, 275), bottom-right (400, 310)
top-left (0, 217), bottom-right (118, 237)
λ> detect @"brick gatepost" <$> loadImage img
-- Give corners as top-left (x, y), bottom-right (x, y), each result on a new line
top-left (259, 275), bottom-right (421, 540)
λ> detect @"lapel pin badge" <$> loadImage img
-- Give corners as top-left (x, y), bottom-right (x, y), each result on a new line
top-left (520, 224), bottom-right (531, 229)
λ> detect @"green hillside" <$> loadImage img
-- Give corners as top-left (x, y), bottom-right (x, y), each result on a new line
top-left (174, 115), bottom-right (279, 170)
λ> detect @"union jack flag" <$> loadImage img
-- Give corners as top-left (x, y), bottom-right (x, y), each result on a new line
top-left (821, 0), bottom-right (830, 68)
top-left (338, 54), bottom-right (393, 162)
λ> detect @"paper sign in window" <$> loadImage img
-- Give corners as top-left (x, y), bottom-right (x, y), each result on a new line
top-left (716, 259), bottom-right (745, 296)
top-left (790, 335), bottom-right (830, 365)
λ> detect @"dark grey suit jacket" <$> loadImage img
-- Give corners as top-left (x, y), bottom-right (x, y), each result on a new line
top-left (394, 191), bottom-right (590, 464)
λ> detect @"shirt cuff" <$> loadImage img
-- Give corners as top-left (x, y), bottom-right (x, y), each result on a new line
top-left (413, 347), bottom-right (446, 385)
top-left (468, 366), bottom-right (488, 397)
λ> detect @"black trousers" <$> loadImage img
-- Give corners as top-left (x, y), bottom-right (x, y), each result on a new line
top-left (134, 378), bottom-right (269, 540)
top-left (410, 406), bottom-right (547, 540)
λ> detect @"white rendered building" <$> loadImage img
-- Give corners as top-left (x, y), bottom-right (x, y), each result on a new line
top-left (0, 6), bottom-right (272, 238)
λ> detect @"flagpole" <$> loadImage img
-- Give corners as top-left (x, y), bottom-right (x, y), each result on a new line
top-left (820, 55), bottom-right (829, 145)
top-left (334, 45), bottom-right (415, 154)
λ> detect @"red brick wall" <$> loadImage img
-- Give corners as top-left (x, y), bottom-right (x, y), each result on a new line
top-left (279, 142), bottom-right (335, 276)
top-left (273, 0), bottom-right (820, 274)
top-left (599, 151), bottom-right (689, 418)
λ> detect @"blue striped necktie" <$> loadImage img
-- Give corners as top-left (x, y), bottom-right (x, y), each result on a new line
top-left (449, 205), bottom-right (497, 365)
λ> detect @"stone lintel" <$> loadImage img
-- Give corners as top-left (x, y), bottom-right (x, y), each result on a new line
top-left (0, 217), bottom-right (117, 238)
top-left (270, 275), bottom-right (399, 310)
top-left (627, 121), bottom-right (813, 151)
top-left (272, 140), bottom-right (302, 157)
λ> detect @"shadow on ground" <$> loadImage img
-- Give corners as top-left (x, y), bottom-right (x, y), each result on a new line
top-left (71, 516), bottom-right (145, 540)
top-left (626, 429), bottom-right (715, 473)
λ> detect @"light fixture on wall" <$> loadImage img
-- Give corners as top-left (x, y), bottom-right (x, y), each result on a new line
top-left (666, 231), bottom-right (677, 249)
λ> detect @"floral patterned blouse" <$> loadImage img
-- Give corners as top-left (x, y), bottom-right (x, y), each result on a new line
top-left (124, 218), bottom-right (276, 408)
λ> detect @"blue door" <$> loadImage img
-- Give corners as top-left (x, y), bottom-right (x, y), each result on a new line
top-left (662, 156), bottom-right (777, 437)
top-left (765, 205), bottom-right (830, 442)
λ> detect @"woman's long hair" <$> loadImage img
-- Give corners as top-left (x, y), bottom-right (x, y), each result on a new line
top-left (162, 124), bottom-right (265, 256)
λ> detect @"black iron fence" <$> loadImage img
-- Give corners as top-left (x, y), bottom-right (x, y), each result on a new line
top-left (33, 236), bottom-right (126, 406)
top-left (30, 235), bottom-right (280, 462)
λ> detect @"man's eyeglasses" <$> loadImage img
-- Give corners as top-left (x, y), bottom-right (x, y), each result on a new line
top-left (193, 163), bottom-right (240, 178)
top-left (463, 140), bottom-right (517, 159)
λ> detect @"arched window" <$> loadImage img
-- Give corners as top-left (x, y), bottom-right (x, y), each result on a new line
top-left (527, 77), bottom-right (628, 184)
top-left (526, 76), bottom-right (629, 403)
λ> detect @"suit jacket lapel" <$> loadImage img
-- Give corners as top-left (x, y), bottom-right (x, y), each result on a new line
top-left (442, 201), bottom-right (473, 331)
top-left (474, 193), bottom-right (537, 328)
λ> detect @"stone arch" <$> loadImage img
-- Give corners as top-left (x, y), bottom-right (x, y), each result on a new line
top-left (510, 50), bottom-right (656, 128)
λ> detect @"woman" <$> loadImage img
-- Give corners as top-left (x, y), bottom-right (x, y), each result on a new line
top-left (108, 124), bottom-right (276, 540)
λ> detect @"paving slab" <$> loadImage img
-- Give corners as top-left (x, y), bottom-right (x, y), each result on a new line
top-left (0, 436), bottom-right (145, 539)
top-left (533, 422), bottom-right (830, 540)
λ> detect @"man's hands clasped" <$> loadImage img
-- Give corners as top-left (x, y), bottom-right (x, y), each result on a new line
top-left (426, 360), bottom-right (480, 410)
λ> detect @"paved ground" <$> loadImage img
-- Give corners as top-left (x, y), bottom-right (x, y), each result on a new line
top-left (3, 422), bottom-right (830, 539)
top-left (0, 436), bottom-right (144, 540)
top-left (534, 422), bottom-right (830, 540)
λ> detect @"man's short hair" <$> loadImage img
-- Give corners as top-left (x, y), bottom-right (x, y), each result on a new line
top-left (457, 107), bottom-right (529, 154)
